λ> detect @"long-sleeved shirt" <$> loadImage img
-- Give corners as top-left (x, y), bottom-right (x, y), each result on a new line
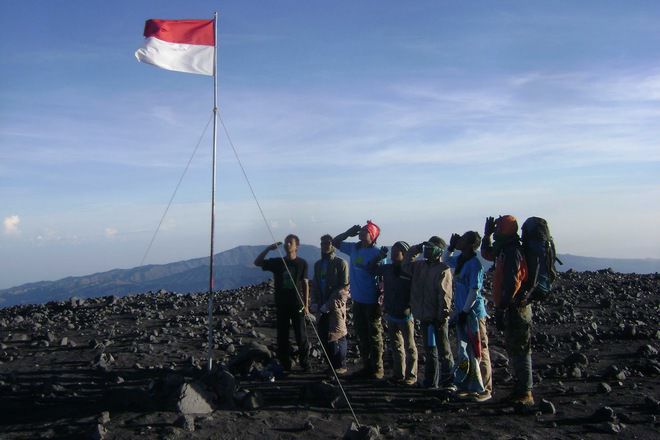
top-left (402, 248), bottom-right (453, 322)
top-left (481, 235), bottom-right (528, 309)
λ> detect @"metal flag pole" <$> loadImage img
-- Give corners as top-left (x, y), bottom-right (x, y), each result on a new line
top-left (207, 11), bottom-right (219, 372)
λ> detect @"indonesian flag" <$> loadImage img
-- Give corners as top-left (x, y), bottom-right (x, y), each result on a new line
top-left (135, 19), bottom-right (215, 76)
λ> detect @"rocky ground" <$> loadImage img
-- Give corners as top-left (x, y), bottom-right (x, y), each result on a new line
top-left (0, 270), bottom-right (658, 439)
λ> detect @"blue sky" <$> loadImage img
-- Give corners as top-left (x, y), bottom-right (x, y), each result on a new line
top-left (1, 1), bottom-right (659, 288)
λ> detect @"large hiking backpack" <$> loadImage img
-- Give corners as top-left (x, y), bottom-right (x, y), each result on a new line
top-left (521, 217), bottom-right (562, 301)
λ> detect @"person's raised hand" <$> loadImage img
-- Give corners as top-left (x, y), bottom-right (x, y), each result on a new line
top-left (379, 246), bottom-right (389, 258)
top-left (268, 242), bottom-right (282, 251)
top-left (347, 224), bottom-right (362, 236)
top-left (484, 217), bottom-right (496, 236)
top-left (449, 233), bottom-right (461, 250)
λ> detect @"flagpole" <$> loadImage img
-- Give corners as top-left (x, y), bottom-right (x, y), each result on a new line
top-left (207, 11), bottom-right (219, 372)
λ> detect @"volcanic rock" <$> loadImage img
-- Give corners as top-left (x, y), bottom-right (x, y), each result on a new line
top-left (591, 406), bottom-right (616, 422)
top-left (539, 398), bottom-right (556, 415)
top-left (176, 382), bottom-right (214, 415)
top-left (175, 414), bottom-right (195, 432)
top-left (344, 422), bottom-right (381, 440)
top-left (637, 344), bottom-right (658, 357)
top-left (228, 342), bottom-right (272, 376)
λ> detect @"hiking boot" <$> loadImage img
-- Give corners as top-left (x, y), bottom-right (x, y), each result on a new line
top-left (471, 391), bottom-right (492, 402)
top-left (440, 379), bottom-right (457, 392)
top-left (335, 367), bottom-right (348, 376)
top-left (510, 390), bottom-right (534, 406)
top-left (456, 389), bottom-right (472, 398)
top-left (404, 376), bottom-right (417, 386)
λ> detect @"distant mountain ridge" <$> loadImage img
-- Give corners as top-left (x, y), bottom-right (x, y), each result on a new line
top-left (1, 245), bottom-right (658, 308)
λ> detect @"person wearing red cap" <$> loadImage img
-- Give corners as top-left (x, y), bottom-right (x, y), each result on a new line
top-left (481, 215), bottom-right (533, 406)
top-left (333, 220), bottom-right (384, 379)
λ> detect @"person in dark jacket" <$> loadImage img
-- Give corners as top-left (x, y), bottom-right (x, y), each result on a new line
top-left (254, 234), bottom-right (311, 372)
top-left (370, 241), bottom-right (418, 385)
top-left (481, 215), bottom-right (533, 406)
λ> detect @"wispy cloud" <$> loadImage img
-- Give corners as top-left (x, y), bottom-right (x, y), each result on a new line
top-left (3, 215), bottom-right (20, 236)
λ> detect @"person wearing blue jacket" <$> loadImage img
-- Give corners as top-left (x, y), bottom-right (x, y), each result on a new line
top-left (333, 220), bottom-right (384, 379)
top-left (444, 231), bottom-right (492, 402)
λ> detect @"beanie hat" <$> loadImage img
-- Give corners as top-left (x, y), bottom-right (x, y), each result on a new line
top-left (392, 241), bottom-right (410, 253)
top-left (496, 215), bottom-right (518, 236)
top-left (462, 231), bottom-right (482, 251)
top-left (365, 220), bottom-right (380, 242)
top-left (427, 236), bottom-right (447, 249)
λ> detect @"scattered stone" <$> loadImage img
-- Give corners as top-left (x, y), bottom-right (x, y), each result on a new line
top-left (569, 367), bottom-right (582, 378)
top-left (591, 406), bottom-right (616, 422)
top-left (176, 382), bottom-right (214, 415)
top-left (597, 382), bottom-right (612, 394)
top-left (637, 344), bottom-right (658, 357)
top-left (489, 348), bottom-right (509, 367)
top-left (645, 396), bottom-right (660, 415)
top-left (203, 368), bottom-right (236, 409)
top-left (344, 422), bottom-right (381, 440)
top-left (90, 424), bottom-right (107, 440)
top-left (623, 324), bottom-right (637, 338)
top-left (97, 411), bottom-right (111, 424)
top-left (227, 342), bottom-right (272, 376)
top-left (592, 422), bottom-right (623, 434)
top-left (303, 380), bottom-right (340, 407)
top-left (174, 414), bottom-right (195, 432)
top-left (563, 353), bottom-right (589, 367)
top-left (539, 399), bottom-right (556, 415)
top-left (10, 333), bottom-right (30, 342)
top-left (235, 389), bottom-right (262, 410)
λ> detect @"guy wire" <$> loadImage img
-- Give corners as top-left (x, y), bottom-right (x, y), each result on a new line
top-left (218, 112), bottom-right (362, 427)
top-left (139, 113), bottom-right (214, 267)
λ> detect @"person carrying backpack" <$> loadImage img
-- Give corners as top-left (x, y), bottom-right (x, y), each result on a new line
top-left (480, 215), bottom-right (533, 406)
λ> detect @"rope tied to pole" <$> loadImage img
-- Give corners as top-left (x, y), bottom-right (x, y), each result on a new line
top-left (218, 112), bottom-right (361, 427)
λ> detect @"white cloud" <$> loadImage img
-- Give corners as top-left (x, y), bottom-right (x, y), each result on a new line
top-left (3, 215), bottom-right (20, 235)
top-left (104, 227), bottom-right (118, 238)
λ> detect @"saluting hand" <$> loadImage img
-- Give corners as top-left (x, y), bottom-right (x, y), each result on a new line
top-left (379, 246), bottom-right (389, 258)
top-left (484, 217), bottom-right (496, 236)
top-left (347, 225), bottom-right (362, 236)
top-left (268, 242), bottom-right (282, 251)
top-left (449, 233), bottom-right (461, 250)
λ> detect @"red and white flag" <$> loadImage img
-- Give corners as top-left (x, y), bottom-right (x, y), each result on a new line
top-left (135, 19), bottom-right (215, 76)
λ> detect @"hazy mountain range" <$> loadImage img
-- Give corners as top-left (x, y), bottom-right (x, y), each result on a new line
top-left (1, 245), bottom-right (658, 308)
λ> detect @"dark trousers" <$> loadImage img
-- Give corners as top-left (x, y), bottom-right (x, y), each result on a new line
top-left (505, 304), bottom-right (533, 393)
top-left (318, 313), bottom-right (348, 369)
top-left (421, 319), bottom-right (454, 388)
top-left (353, 301), bottom-right (384, 373)
top-left (276, 303), bottom-right (310, 370)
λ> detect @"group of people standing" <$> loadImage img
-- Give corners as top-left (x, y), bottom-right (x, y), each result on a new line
top-left (254, 215), bottom-right (535, 406)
